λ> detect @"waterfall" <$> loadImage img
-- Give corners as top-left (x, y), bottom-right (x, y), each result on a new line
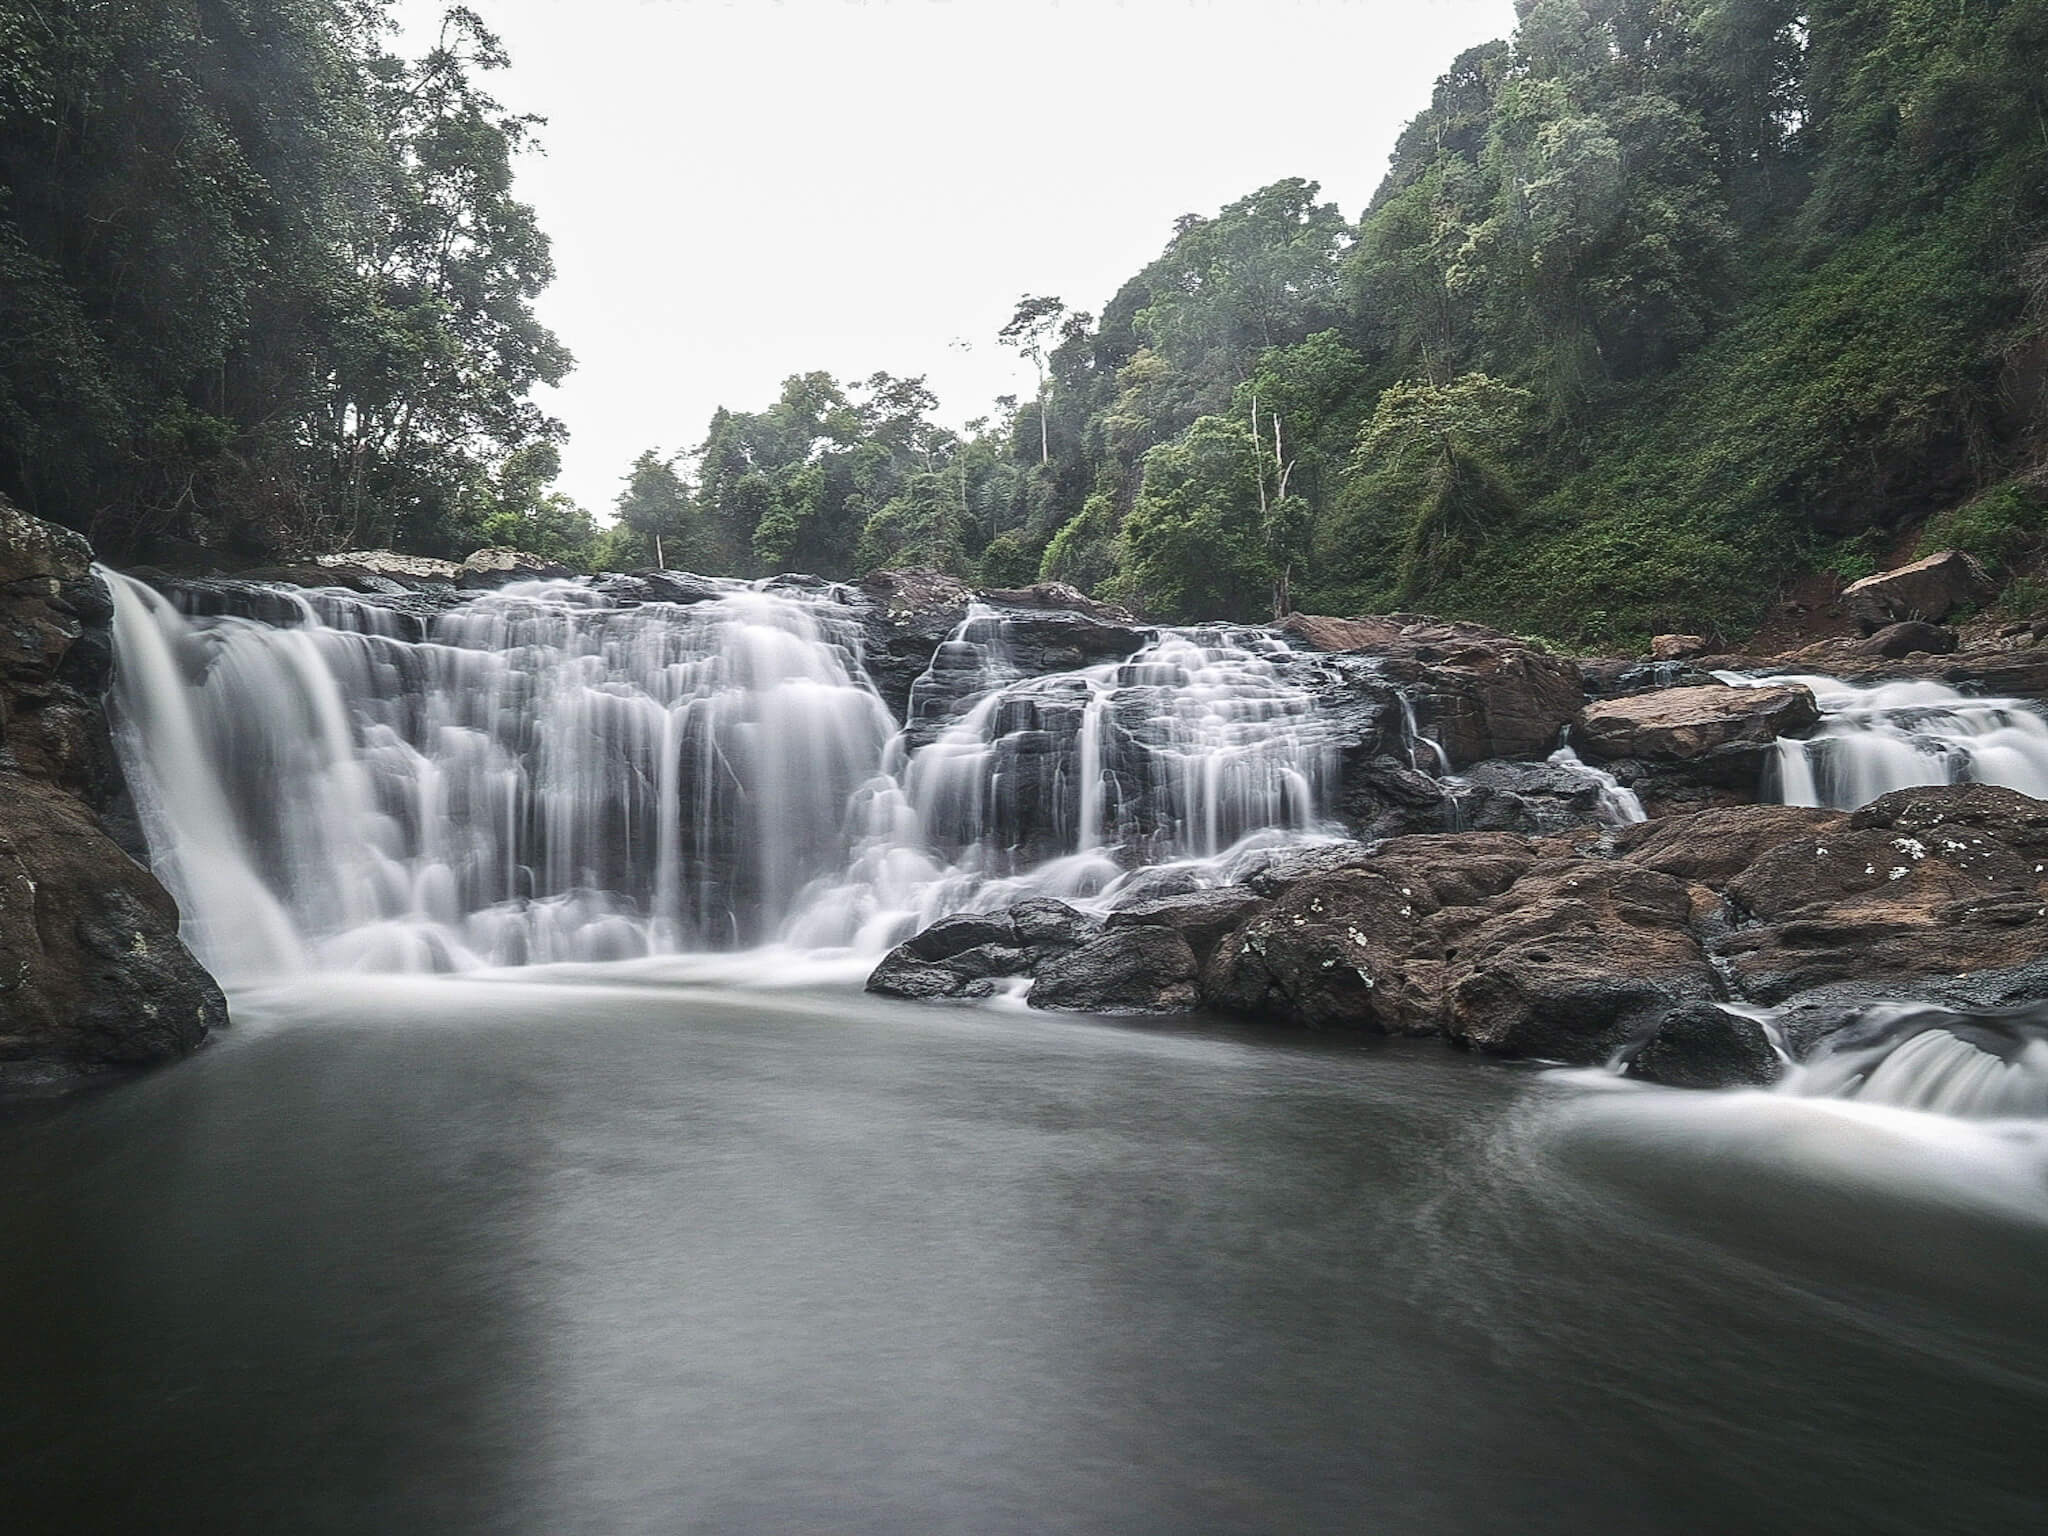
top-left (105, 573), bottom-right (1341, 978)
top-left (1724, 672), bottom-right (2048, 810)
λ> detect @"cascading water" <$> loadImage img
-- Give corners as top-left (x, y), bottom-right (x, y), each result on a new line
top-left (106, 573), bottom-right (1343, 979)
top-left (1725, 671), bottom-right (2048, 809)
top-left (1789, 1008), bottom-right (2048, 1118)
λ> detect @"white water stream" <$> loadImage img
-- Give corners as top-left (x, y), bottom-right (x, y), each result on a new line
top-left (105, 573), bottom-right (1344, 981)
top-left (1721, 671), bottom-right (2048, 809)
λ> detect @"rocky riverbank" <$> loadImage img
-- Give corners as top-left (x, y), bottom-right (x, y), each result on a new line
top-left (870, 782), bottom-right (2048, 1085)
top-left (27, 529), bottom-right (2048, 1092)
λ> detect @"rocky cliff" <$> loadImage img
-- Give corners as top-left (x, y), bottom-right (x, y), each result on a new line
top-left (0, 499), bottom-right (225, 1087)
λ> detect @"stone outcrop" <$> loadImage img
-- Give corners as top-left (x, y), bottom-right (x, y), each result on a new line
top-left (865, 898), bottom-right (1101, 1000)
top-left (1281, 612), bottom-right (1586, 767)
top-left (1, 497), bottom-right (228, 1085)
top-left (1625, 1003), bottom-right (1783, 1088)
top-left (458, 547), bottom-right (575, 586)
top-left (1, 498), bottom-right (117, 798)
top-left (978, 581), bottom-right (1135, 625)
top-left (1840, 550), bottom-right (1995, 632)
top-left (1027, 927), bottom-right (1201, 1014)
top-left (0, 777), bottom-right (226, 1077)
top-left (315, 549), bottom-right (464, 584)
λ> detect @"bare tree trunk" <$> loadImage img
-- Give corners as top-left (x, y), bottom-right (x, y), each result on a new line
top-left (1036, 357), bottom-right (1049, 466)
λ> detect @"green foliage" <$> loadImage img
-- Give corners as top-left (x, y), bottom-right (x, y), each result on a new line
top-left (611, 449), bottom-right (699, 569)
top-left (1114, 416), bottom-right (1273, 621)
top-left (0, 2), bottom-right (572, 560)
top-left (1915, 482), bottom-right (2048, 573)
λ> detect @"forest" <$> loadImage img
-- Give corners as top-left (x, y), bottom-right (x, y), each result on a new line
top-left (4, 1), bottom-right (2046, 644)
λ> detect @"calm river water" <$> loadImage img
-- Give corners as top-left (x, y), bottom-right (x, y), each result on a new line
top-left (2, 978), bottom-right (2044, 1534)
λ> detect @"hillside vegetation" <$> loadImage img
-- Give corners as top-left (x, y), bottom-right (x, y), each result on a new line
top-left (4, 2), bottom-right (2045, 647)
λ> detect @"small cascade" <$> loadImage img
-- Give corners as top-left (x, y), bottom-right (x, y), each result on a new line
top-left (1545, 745), bottom-right (1648, 826)
top-left (785, 611), bottom-right (1342, 950)
top-left (1726, 672), bottom-right (2048, 809)
top-left (1784, 1005), bottom-right (2048, 1119)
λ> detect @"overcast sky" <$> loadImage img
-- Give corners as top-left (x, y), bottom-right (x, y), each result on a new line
top-left (392, 0), bottom-right (1518, 516)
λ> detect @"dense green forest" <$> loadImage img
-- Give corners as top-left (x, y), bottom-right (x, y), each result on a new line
top-left (0, 2), bottom-right (574, 559)
top-left (5, 2), bottom-right (2046, 643)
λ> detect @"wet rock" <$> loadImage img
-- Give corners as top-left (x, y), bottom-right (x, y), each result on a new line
top-left (1451, 759), bottom-right (1618, 835)
top-left (903, 909), bottom-right (1018, 960)
top-left (591, 570), bottom-right (732, 607)
top-left (1223, 841), bottom-right (1379, 897)
top-left (1107, 865), bottom-right (1212, 906)
top-left (1026, 926), bottom-right (1201, 1014)
top-left (1841, 550), bottom-right (1995, 633)
top-left (1280, 612), bottom-right (1586, 766)
top-left (0, 773), bottom-right (228, 1083)
top-left (1579, 659), bottom-right (1718, 697)
top-left (856, 568), bottom-right (975, 719)
top-left (1441, 862), bottom-right (1715, 1062)
top-left (1204, 866), bottom-right (1443, 1033)
top-left (1105, 888), bottom-right (1270, 962)
top-left (866, 946), bottom-right (978, 999)
top-left (1009, 897), bottom-right (1101, 949)
top-left (0, 497), bottom-right (118, 799)
top-left (1626, 1003), bottom-right (1783, 1088)
top-left (1575, 683), bottom-right (1819, 765)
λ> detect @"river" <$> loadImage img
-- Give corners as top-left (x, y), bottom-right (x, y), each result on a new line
top-left (3, 976), bottom-right (2043, 1534)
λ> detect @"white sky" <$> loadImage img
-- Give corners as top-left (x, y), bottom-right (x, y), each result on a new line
top-left (393, 0), bottom-right (1518, 516)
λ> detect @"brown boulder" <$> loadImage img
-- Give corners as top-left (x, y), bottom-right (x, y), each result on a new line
top-left (1613, 804), bottom-right (1845, 885)
top-left (1840, 550), bottom-right (1995, 633)
top-left (1651, 633), bottom-right (1708, 661)
top-left (1575, 683), bottom-right (1819, 763)
top-left (1204, 865), bottom-right (1444, 1034)
top-left (1712, 784), bottom-right (2048, 1000)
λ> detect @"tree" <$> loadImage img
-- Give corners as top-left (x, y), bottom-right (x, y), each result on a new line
top-left (998, 295), bottom-right (1068, 465)
top-left (1114, 415), bottom-right (1273, 621)
top-left (1347, 373), bottom-right (1531, 596)
top-left (614, 449), bottom-right (694, 568)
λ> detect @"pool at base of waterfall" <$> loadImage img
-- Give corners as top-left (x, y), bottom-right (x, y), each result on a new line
top-left (1, 977), bottom-right (2042, 1536)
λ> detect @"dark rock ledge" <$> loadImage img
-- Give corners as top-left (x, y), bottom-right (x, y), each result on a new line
top-left (2, 497), bottom-right (226, 1089)
top-left (870, 782), bottom-right (2048, 1089)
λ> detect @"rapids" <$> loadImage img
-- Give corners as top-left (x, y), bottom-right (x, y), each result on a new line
top-left (1726, 670), bottom-right (2048, 810)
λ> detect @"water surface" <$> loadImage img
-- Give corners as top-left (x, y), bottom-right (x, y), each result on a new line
top-left (3, 981), bottom-right (2043, 1534)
